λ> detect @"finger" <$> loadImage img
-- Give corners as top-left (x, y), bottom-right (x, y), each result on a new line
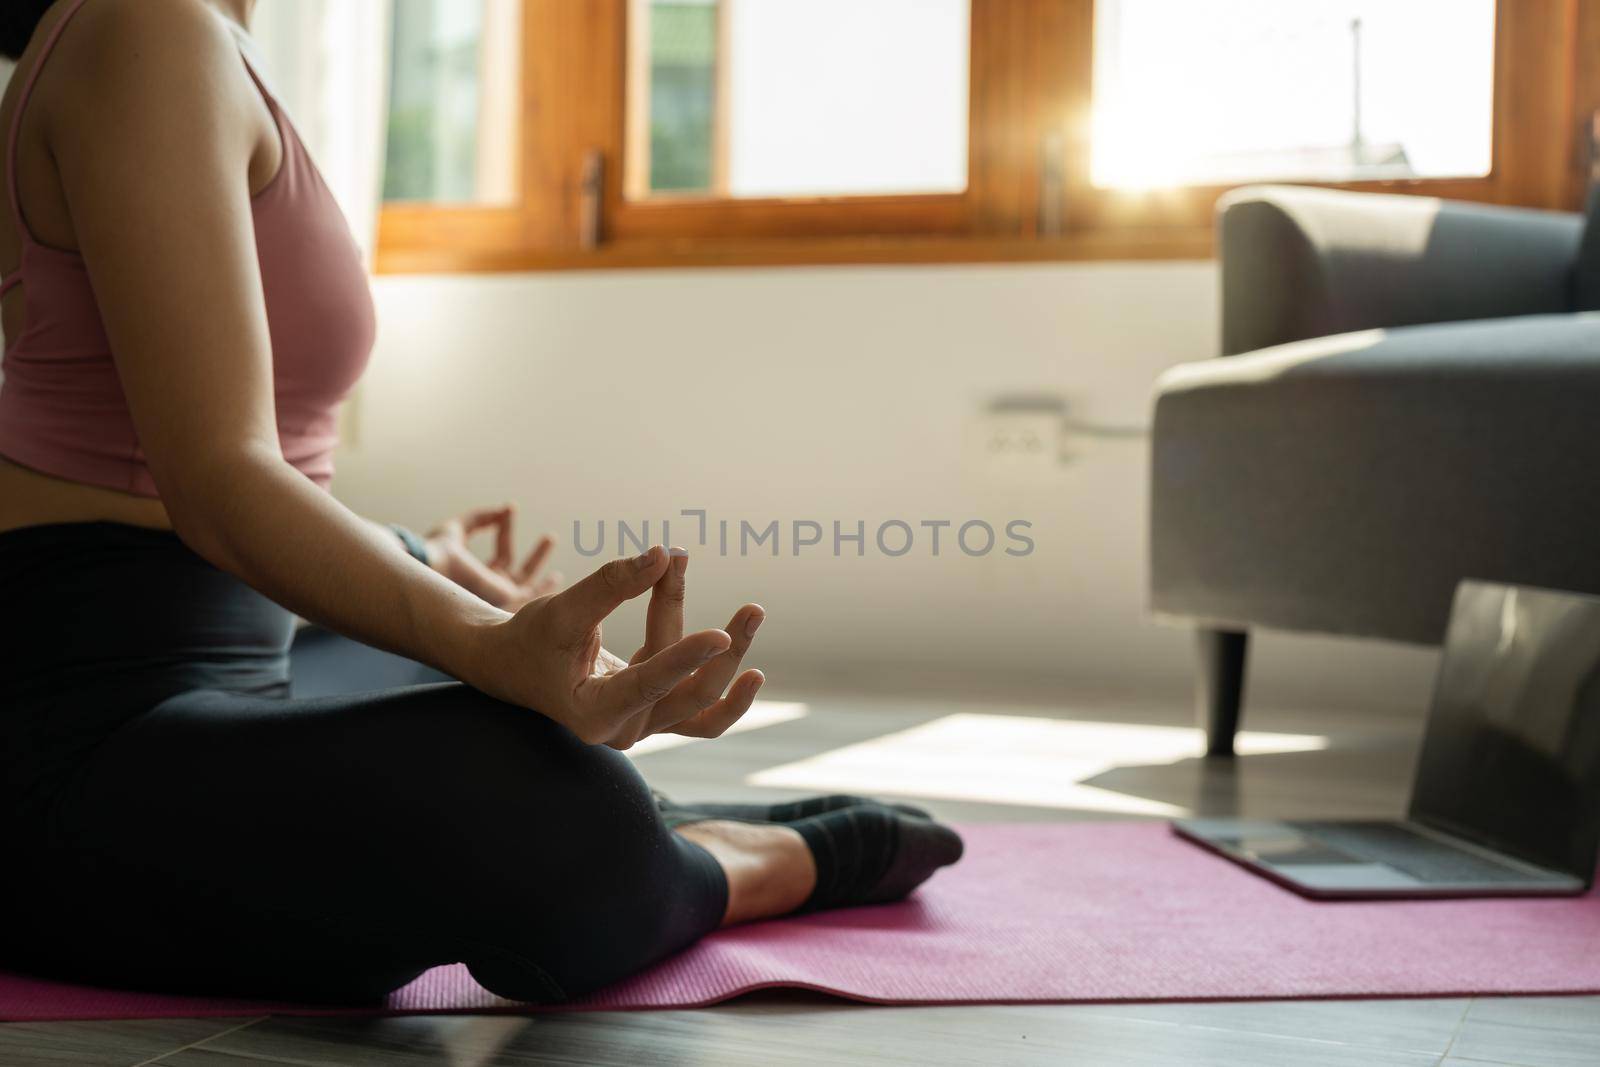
top-left (670, 669), bottom-right (765, 739)
top-left (459, 503), bottom-right (513, 535)
top-left (553, 547), bottom-right (670, 636)
top-left (643, 604), bottom-right (763, 732)
top-left (603, 717), bottom-right (649, 752)
top-left (651, 603), bottom-right (760, 710)
top-left (517, 534), bottom-right (555, 584)
top-left (454, 505), bottom-right (515, 570)
top-left (593, 629), bottom-right (731, 720)
top-left (489, 505), bottom-right (515, 571)
top-left (636, 547), bottom-right (688, 664)
top-left (532, 570), bottom-right (563, 597)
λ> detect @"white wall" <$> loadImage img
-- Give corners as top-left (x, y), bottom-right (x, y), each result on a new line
top-left (334, 261), bottom-right (1440, 713)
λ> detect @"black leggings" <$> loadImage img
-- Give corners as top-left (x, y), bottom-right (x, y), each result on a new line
top-left (0, 523), bottom-right (726, 1005)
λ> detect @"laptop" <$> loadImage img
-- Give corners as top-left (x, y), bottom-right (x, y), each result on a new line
top-left (1174, 580), bottom-right (1600, 899)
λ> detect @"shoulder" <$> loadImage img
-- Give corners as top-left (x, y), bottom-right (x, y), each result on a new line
top-left (68, 0), bottom-right (237, 50)
top-left (53, 0), bottom-right (250, 108)
top-left (39, 0), bottom-right (261, 158)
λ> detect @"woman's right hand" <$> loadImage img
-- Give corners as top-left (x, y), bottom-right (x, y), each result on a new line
top-left (466, 545), bottom-right (766, 749)
top-left (424, 504), bottom-right (561, 612)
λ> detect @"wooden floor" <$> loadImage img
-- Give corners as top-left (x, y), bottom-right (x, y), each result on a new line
top-left (3, 685), bottom-right (1594, 1067)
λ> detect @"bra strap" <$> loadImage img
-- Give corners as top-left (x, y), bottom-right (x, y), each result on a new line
top-left (7, 0), bottom-right (95, 236)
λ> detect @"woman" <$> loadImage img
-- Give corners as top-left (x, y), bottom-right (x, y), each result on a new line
top-left (0, 0), bottom-right (961, 1005)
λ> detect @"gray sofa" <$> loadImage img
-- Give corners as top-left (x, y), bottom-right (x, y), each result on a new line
top-left (1150, 184), bottom-right (1600, 756)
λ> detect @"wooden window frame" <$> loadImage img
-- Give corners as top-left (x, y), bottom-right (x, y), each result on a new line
top-left (376, 0), bottom-right (1597, 274)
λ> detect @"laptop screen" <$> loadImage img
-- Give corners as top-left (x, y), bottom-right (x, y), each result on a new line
top-left (1410, 581), bottom-right (1600, 877)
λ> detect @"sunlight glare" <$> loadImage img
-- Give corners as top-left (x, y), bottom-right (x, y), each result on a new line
top-left (1090, 0), bottom-right (1495, 189)
top-left (748, 713), bottom-right (1329, 817)
top-left (625, 701), bottom-right (809, 757)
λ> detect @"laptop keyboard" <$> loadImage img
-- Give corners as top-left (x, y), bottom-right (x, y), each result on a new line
top-left (1289, 821), bottom-right (1534, 884)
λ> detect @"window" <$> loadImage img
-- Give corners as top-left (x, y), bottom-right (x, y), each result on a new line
top-left (1091, 0), bottom-right (1496, 189)
top-left (376, 0), bottom-right (1596, 273)
top-left (628, 0), bottom-right (970, 200)
top-left (633, 0), bottom-right (719, 195)
top-left (383, 0), bottom-right (522, 204)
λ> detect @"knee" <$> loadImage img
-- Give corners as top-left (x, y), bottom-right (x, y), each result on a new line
top-left (445, 691), bottom-right (659, 822)
top-left (389, 684), bottom-right (668, 854)
top-left (468, 830), bottom-right (726, 1004)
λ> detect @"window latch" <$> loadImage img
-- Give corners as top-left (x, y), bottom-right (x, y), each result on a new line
top-left (1039, 132), bottom-right (1065, 239)
top-left (579, 150), bottom-right (606, 250)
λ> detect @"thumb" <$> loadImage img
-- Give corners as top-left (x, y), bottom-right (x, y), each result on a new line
top-left (552, 546), bottom-right (670, 636)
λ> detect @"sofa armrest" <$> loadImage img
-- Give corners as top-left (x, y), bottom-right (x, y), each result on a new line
top-left (1151, 312), bottom-right (1600, 644)
top-left (1219, 185), bottom-right (1584, 355)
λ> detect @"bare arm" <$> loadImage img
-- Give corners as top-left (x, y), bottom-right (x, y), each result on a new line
top-left (54, 0), bottom-right (506, 676)
top-left (50, 0), bottom-right (762, 745)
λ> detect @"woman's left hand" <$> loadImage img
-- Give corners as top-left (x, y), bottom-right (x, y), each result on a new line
top-left (425, 504), bottom-right (561, 611)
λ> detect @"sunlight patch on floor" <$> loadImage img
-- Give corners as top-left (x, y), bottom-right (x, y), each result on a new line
top-left (625, 701), bottom-right (809, 756)
top-left (746, 713), bottom-right (1330, 817)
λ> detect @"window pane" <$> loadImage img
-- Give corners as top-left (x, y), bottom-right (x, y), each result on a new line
top-left (1091, 0), bottom-right (1495, 189)
top-left (629, 0), bottom-right (970, 200)
top-left (384, 0), bottom-right (520, 204)
top-left (645, 0), bottom-right (720, 193)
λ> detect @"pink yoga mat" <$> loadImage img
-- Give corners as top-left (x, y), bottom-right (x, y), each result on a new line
top-left (3, 822), bottom-right (1598, 1021)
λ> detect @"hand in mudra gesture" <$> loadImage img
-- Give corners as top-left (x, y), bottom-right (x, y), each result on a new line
top-left (473, 545), bottom-right (765, 749)
top-left (426, 504), bottom-right (561, 611)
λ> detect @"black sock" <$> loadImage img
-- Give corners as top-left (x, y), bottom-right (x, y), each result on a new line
top-left (789, 805), bottom-right (964, 912)
top-left (654, 790), bottom-right (931, 827)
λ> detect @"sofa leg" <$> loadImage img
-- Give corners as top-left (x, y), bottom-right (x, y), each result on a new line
top-left (1196, 628), bottom-right (1248, 758)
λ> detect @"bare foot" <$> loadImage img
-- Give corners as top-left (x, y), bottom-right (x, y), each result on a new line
top-left (674, 820), bottom-right (817, 925)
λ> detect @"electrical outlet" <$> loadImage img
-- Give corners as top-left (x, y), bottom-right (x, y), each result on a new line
top-left (968, 394), bottom-right (1071, 476)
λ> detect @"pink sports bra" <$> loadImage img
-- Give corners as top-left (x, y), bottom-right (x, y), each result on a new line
top-left (0, 0), bottom-right (375, 496)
